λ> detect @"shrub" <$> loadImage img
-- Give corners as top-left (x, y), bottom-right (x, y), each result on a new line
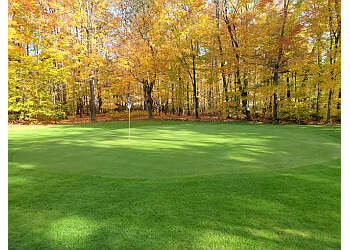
top-left (280, 103), bottom-right (310, 123)
top-left (130, 110), bottom-right (148, 117)
top-left (108, 110), bottom-right (148, 119)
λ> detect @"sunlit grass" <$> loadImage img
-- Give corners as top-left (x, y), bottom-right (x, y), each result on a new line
top-left (8, 120), bottom-right (340, 249)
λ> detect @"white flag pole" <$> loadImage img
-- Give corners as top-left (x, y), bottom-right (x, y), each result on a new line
top-left (129, 108), bottom-right (130, 140)
top-left (127, 97), bottom-right (131, 140)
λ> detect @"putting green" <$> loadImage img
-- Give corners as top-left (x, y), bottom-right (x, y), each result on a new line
top-left (8, 120), bottom-right (340, 178)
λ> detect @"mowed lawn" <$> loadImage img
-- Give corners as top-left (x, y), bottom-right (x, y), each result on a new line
top-left (8, 120), bottom-right (341, 249)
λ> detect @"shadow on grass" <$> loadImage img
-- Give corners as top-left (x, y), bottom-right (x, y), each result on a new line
top-left (8, 121), bottom-right (340, 178)
top-left (9, 159), bottom-right (340, 249)
top-left (8, 121), bottom-right (341, 249)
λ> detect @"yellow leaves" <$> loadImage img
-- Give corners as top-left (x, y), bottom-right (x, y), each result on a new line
top-left (8, 27), bottom-right (17, 41)
top-left (181, 48), bottom-right (192, 54)
top-left (8, 19), bottom-right (18, 40)
top-left (118, 58), bottom-right (132, 70)
top-left (6, 0), bottom-right (342, 123)
top-left (98, 1), bottom-right (106, 10)
top-left (101, 104), bottom-right (118, 109)
top-left (94, 33), bottom-right (104, 39)
top-left (47, 1), bottom-right (60, 10)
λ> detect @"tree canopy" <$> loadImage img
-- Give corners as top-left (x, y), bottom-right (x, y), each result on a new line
top-left (8, 0), bottom-right (341, 124)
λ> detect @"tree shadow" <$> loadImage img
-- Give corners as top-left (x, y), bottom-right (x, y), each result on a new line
top-left (8, 159), bottom-right (340, 249)
top-left (8, 121), bottom-right (340, 178)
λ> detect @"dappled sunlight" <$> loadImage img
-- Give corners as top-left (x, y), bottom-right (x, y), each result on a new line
top-left (278, 228), bottom-right (311, 238)
top-left (192, 229), bottom-right (248, 248)
top-left (8, 175), bottom-right (32, 185)
top-left (8, 121), bottom-right (340, 178)
top-left (228, 155), bottom-right (258, 162)
top-left (8, 150), bottom-right (341, 249)
top-left (47, 215), bottom-right (98, 248)
top-left (17, 163), bottom-right (36, 169)
top-left (292, 174), bottom-right (338, 184)
top-left (246, 228), bottom-right (280, 240)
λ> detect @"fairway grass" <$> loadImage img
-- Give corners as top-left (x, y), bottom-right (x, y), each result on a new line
top-left (8, 120), bottom-right (341, 249)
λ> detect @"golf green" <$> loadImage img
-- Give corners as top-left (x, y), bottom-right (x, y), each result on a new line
top-left (8, 120), bottom-right (341, 249)
top-left (8, 120), bottom-right (340, 178)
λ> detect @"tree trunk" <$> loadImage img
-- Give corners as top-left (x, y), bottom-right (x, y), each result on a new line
top-left (171, 82), bottom-right (175, 114)
top-left (192, 56), bottom-right (199, 119)
top-left (316, 87), bottom-right (320, 117)
top-left (187, 83), bottom-right (190, 115)
top-left (272, 71), bottom-right (279, 122)
top-left (325, 89), bottom-right (332, 124)
top-left (143, 80), bottom-right (153, 119)
top-left (235, 68), bottom-right (241, 116)
top-left (272, 0), bottom-right (289, 122)
top-left (90, 78), bottom-right (96, 121)
top-left (242, 77), bottom-right (249, 120)
top-left (98, 97), bottom-right (102, 114)
top-left (86, 25), bottom-right (96, 121)
top-left (294, 72), bottom-right (297, 102)
top-left (215, 1), bottom-right (229, 111)
top-left (273, 92), bottom-right (278, 122)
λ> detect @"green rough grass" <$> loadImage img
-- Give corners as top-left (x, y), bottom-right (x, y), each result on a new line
top-left (8, 120), bottom-right (341, 249)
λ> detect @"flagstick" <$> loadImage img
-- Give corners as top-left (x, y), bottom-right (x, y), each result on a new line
top-left (127, 97), bottom-right (131, 140)
top-left (128, 108), bottom-right (130, 140)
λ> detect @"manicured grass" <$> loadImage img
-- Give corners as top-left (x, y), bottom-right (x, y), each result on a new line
top-left (8, 120), bottom-right (340, 249)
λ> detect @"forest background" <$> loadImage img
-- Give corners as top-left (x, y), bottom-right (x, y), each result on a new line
top-left (7, 0), bottom-right (342, 124)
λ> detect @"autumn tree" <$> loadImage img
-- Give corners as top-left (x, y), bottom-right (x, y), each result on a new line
top-left (8, 0), bottom-right (340, 124)
top-left (112, 0), bottom-right (164, 118)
